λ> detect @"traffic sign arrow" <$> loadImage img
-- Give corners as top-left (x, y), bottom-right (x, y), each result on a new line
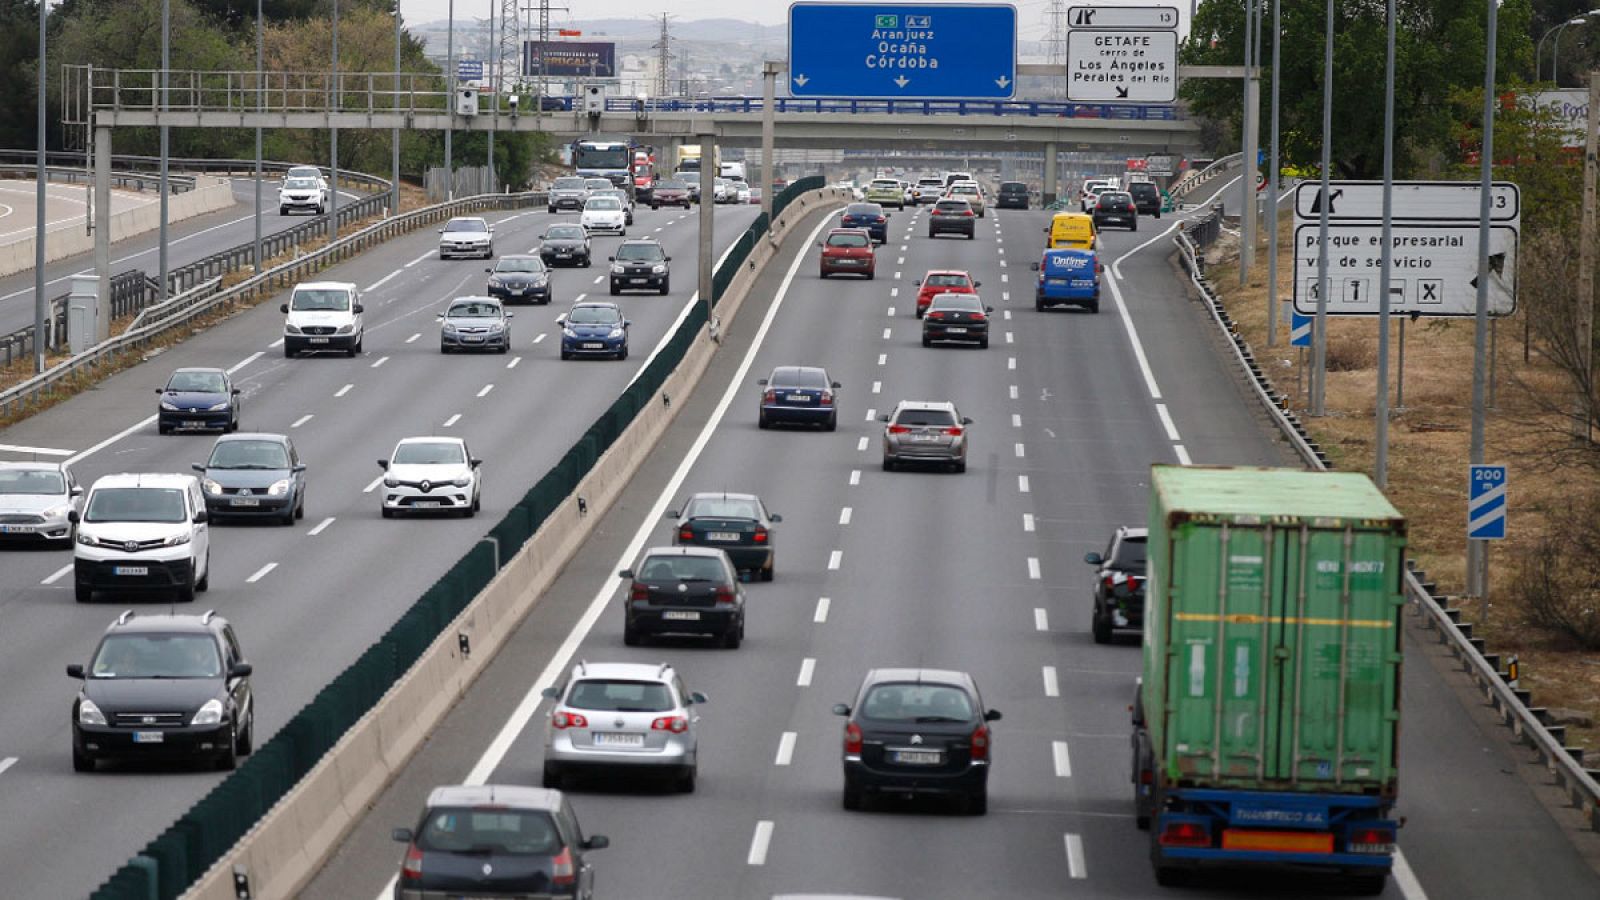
top-left (995, 75), bottom-right (1011, 89)
top-left (1115, 85), bottom-right (1129, 99)
top-left (793, 74), bottom-right (809, 88)
top-left (894, 75), bottom-right (910, 88)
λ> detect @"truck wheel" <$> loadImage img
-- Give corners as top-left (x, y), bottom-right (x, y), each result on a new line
top-left (1092, 610), bottom-right (1113, 644)
top-left (1154, 866), bottom-right (1188, 887)
top-left (1348, 874), bottom-right (1389, 896)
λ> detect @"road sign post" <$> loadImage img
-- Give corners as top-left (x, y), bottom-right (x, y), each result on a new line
top-left (1064, 5), bottom-right (1178, 103)
top-left (1469, 463), bottom-right (1507, 627)
top-left (1289, 310), bottom-right (1312, 347)
top-left (787, 3), bottom-right (1017, 100)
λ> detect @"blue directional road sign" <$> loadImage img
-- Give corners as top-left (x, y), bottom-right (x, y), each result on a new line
top-left (1289, 310), bottom-right (1312, 347)
top-left (788, 2), bottom-right (1018, 100)
top-left (1467, 464), bottom-right (1507, 540)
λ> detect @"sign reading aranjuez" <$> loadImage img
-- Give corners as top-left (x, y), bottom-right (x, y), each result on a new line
top-left (787, 2), bottom-right (1018, 100)
top-left (1066, 5), bottom-right (1178, 103)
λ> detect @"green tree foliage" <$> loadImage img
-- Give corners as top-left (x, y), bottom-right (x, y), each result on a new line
top-left (0, 0), bottom-right (41, 150)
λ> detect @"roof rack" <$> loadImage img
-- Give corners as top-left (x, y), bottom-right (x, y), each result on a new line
top-left (115, 609), bottom-right (134, 626)
top-left (201, 609), bottom-right (216, 624)
top-left (657, 662), bottom-right (672, 678)
top-left (577, 659), bottom-right (588, 675)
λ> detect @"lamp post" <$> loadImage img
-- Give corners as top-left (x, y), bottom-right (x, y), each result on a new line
top-left (1535, 20), bottom-right (1575, 82)
top-left (1552, 12), bottom-right (1600, 87)
top-left (445, 0), bottom-right (454, 200)
top-left (394, 1), bottom-right (401, 217)
top-left (33, 0), bottom-right (45, 372)
top-left (254, 0), bottom-right (263, 275)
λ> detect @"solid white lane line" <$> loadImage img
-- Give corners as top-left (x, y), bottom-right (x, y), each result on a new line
top-left (1175, 444), bottom-right (1192, 465)
top-left (828, 550), bottom-right (843, 570)
top-left (775, 731), bottom-right (798, 766)
top-left (533, 333), bottom-right (546, 344)
top-left (1393, 850), bottom-right (1430, 900)
top-left (42, 564), bottom-right (72, 585)
top-left (1012, 413), bottom-right (1022, 428)
top-left (1034, 607), bottom-right (1049, 631)
top-left (66, 416), bottom-right (158, 466)
top-left (246, 562), bottom-right (278, 584)
top-left (507, 356), bottom-right (522, 369)
top-left (864, 408), bottom-right (877, 421)
top-left (1028, 557), bottom-right (1042, 580)
top-left (1023, 513), bottom-right (1036, 532)
top-left (1043, 666), bottom-right (1060, 697)
top-left (0, 757), bottom-right (16, 776)
top-left (308, 516), bottom-right (335, 536)
top-left (857, 437), bottom-right (869, 451)
top-left (814, 597), bottom-right (831, 623)
top-left (839, 507), bottom-right (853, 526)
top-left (1064, 834), bottom-right (1087, 879)
top-left (335, 383), bottom-right (353, 397)
top-left (1009, 385), bottom-right (1019, 400)
top-left (363, 474), bottom-right (384, 493)
top-left (1015, 442), bottom-right (1026, 458)
top-left (797, 658), bottom-right (816, 687)
top-left (1018, 475), bottom-right (1031, 493)
top-left (1155, 403), bottom-right (1181, 442)
top-left (405, 333), bottom-right (420, 344)
top-left (443, 414), bottom-right (461, 427)
top-left (0, 443), bottom-right (72, 456)
top-left (290, 414), bottom-right (313, 429)
top-left (1103, 270), bottom-right (1163, 400)
top-left (227, 352), bottom-right (263, 375)
top-left (849, 470), bottom-right (861, 486)
top-left (477, 384), bottom-right (495, 398)
top-left (364, 271), bottom-right (400, 292)
top-left (1053, 740), bottom-right (1073, 777)
top-left (877, 353), bottom-right (887, 365)
top-left (370, 355), bottom-right (390, 368)
top-left (881, 327), bottom-right (891, 340)
top-left (747, 821), bottom-right (774, 866)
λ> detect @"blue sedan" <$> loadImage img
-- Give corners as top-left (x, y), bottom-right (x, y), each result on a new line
top-left (757, 365), bottom-right (840, 431)
top-left (157, 367), bottom-right (240, 434)
top-left (559, 301), bottom-right (631, 360)
top-left (840, 203), bottom-right (890, 244)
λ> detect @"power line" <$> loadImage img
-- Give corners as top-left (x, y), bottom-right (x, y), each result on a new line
top-left (1043, 0), bottom-right (1068, 100)
top-left (651, 13), bottom-right (674, 98)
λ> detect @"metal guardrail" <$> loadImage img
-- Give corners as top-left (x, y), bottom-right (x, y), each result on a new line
top-left (1169, 151), bottom-right (1242, 202)
top-left (1172, 225), bottom-right (1600, 833)
top-left (0, 162), bottom-right (195, 193)
top-left (0, 270), bottom-right (153, 366)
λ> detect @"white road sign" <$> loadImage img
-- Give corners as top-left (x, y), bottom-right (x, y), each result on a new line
top-left (1066, 30), bottom-right (1177, 102)
top-left (1067, 5), bottom-right (1179, 29)
top-left (1293, 181), bottom-right (1520, 223)
top-left (1292, 224), bottom-right (1518, 317)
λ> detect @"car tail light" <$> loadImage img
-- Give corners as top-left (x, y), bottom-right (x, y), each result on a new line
top-left (753, 528), bottom-right (769, 543)
top-left (944, 426), bottom-right (964, 437)
top-left (714, 586), bottom-right (737, 606)
top-left (552, 711), bottom-right (589, 729)
top-left (887, 424), bottom-right (911, 434)
top-left (678, 529), bottom-right (695, 541)
top-left (875, 215), bottom-right (886, 223)
top-left (652, 715), bottom-right (690, 733)
top-left (970, 723), bottom-right (991, 761)
top-left (1103, 575), bottom-right (1119, 591)
top-left (844, 721), bottom-right (863, 754)
top-left (970, 312), bottom-right (986, 322)
top-left (551, 846), bottom-right (576, 885)
top-left (1139, 767), bottom-right (1154, 785)
top-left (1128, 575), bottom-right (1143, 591)
top-left (763, 390), bottom-right (777, 403)
top-left (630, 583), bottom-right (650, 601)
top-left (927, 311), bottom-right (945, 320)
top-left (962, 210), bottom-right (974, 216)
top-left (401, 843), bottom-right (423, 880)
top-left (1160, 821), bottom-right (1212, 848)
top-left (820, 391), bottom-right (834, 406)
top-left (1347, 826), bottom-right (1396, 854)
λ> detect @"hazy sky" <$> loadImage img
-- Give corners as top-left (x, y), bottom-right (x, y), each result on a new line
top-left (400, 0), bottom-right (1196, 41)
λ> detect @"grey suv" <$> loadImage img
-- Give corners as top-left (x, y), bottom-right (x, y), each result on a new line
top-left (548, 176), bottom-right (591, 213)
top-left (879, 401), bottom-right (973, 473)
top-left (541, 661), bottom-right (707, 792)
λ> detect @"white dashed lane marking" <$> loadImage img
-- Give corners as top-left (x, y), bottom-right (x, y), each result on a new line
top-left (308, 517), bottom-right (336, 536)
top-left (246, 562), bottom-right (278, 584)
top-left (775, 732), bottom-right (797, 766)
top-left (814, 597), bottom-right (831, 623)
top-left (1034, 607), bottom-right (1048, 631)
top-left (291, 414), bottom-right (313, 429)
top-left (335, 383), bottom-right (353, 397)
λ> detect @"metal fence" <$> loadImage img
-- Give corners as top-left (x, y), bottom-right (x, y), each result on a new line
top-left (425, 166), bottom-right (498, 204)
top-left (0, 270), bottom-right (154, 367)
top-left (0, 162), bottom-right (194, 193)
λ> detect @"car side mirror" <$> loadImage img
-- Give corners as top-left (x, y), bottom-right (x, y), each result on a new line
top-left (618, 568), bottom-right (634, 579)
top-left (831, 703), bottom-right (851, 717)
top-left (353, 304), bottom-right (364, 314)
top-left (623, 319), bottom-right (632, 327)
top-left (608, 256), bottom-right (616, 261)
top-left (877, 414), bottom-right (890, 423)
top-left (689, 691), bottom-right (709, 705)
top-left (582, 835), bottom-right (610, 851)
top-left (71, 486), bottom-right (83, 498)
top-left (1084, 552), bottom-right (1105, 565)
top-left (437, 228), bottom-right (444, 234)
top-left (974, 281), bottom-right (982, 287)
top-left (391, 828), bottom-right (414, 843)
top-left (191, 463), bottom-right (205, 473)
top-left (436, 313), bottom-right (445, 319)
top-left (541, 687), bottom-right (559, 700)
top-left (666, 509), bottom-right (679, 519)
top-left (985, 306), bottom-right (994, 313)
top-left (68, 509), bottom-right (80, 524)
top-left (292, 464), bottom-right (307, 473)
top-left (154, 387), bottom-right (164, 394)
top-left (485, 267), bottom-right (493, 273)
top-left (769, 514), bottom-right (783, 523)
top-left (470, 458), bottom-right (483, 468)
top-left (230, 662), bottom-right (253, 678)
top-left (67, 663), bottom-right (85, 679)
top-left (280, 303), bottom-right (289, 314)
top-left (961, 416), bottom-right (973, 425)
top-left (231, 388), bottom-right (241, 395)
top-left (832, 381), bottom-right (842, 388)
top-left (555, 315), bottom-right (566, 325)
top-left (985, 709), bottom-right (1003, 722)
top-left (377, 459), bottom-right (389, 469)
top-left (193, 510), bottom-right (209, 524)
top-left (665, 256), bottom-right (672, 262)
top-left (1030, 261), bottom-right (1041, 271)
top-left (757, 378), bottom-right (768, 386)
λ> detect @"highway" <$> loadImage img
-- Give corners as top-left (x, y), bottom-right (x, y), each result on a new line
top-left (296, 186), bottom-right (1600, 899)
top-left (0, 198), bottom-right (760, 897)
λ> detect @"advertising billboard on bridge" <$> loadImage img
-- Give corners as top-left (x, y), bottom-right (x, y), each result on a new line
top-left (523, 40), bottom-right (617, 78)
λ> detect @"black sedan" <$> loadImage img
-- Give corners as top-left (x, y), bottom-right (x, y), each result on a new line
top-left (157, 367), bottom-right (240, 434)
top-left (840, 203), bottom-right (890, 244)
top-left (486, 254), bottom-right (552, 305)
top-left (833, 668), bottom-right (1001, 814)
top-left (921, 293), bottom-right (992, 348)
top-left (538, 224), bottom-right (592, 267)
top-left (620, 546), bottom-right (747, 648)
top-left (758, 365), bottom-right (840, 431)
top-left (1086, 525), bottom-right (1147, 643)
top-left (192, 433), bottom-right (306, 525)
top-left (668, 491), bottom-right (781, 581)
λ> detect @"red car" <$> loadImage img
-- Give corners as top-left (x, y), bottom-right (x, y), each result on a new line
top-left (819, 228), bottom-right (876, 279)
top-left (915, 270), bottom-right (980, 318)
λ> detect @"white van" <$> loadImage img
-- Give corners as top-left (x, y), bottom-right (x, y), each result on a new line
top-left (719, 162), bottom-right (747, 183)
top-left (282, 281), bottom-right (364, 358)
top-left (71, 473), bottom-right (211, 603)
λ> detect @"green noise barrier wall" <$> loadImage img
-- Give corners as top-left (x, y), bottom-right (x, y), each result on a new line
top-left (89, 175), bottom-right (825, 900)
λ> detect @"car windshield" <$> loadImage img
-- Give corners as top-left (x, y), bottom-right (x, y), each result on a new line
top-left (679, 173), bottom-right (700, 184)
top-left (207, 440), bottom-right (289, 470)
top-left (638, 554), bottom-right (727, 583)
top-left (935, 202), bottom-right (970, 213)
top-left (0, 468), bottom-right (65, 495)
top-left (416, 808), bottom-right (561, 855)
top-left (286, 167), bottom-right (319, 179)
top-left (565, 679), bottom-right (675, 713)
top-left (83, 487), bottom-right (187, 523)
top-left (1114, 534), bottom-right (1149, 569)
top-left (553, 177), bottom-right (586, 190)
top-left (598, 191), bottom-right (627, 202)
top-left (845, 204), bottom-right (882, 216)
top-left (585, 179), bottom-right (612, 190)
top-left (924, 274), bottom-right (971, 289)
top-left (772, 367), bottom-right (827, 388)
top-left (166, 371), bottom-right (227, 393)
top-left (951, 184), bottom-right (978, 194)
top-left (932, 294), bottom-right (982, 311)
top-left (1001, 182), bottom-right (1026, 192)
top-left (860, 682), bottom-right (975, 723)
top-left (546, 226), bottom-right (585, 240)
top-left (444, 219), bottom-right (487, 233)
top-left (586, 198), bottom-right (621, 210)
top-left (685, 496), bottom-right (761, 520)
top-left (447, 301), bottom-right (501, 318)
top-left (90, 633), bottom-right (222, 679)
top-left (392, 442), bottom-right (466, 465)
top-left (566, 305), bottom-right (621, 325)
top-left (284, 178), bottom-right (319, 190)
top-left (894, 408), bottom-right (957, 427)
top-left (870, 180), bottom-right (898, 189)
top-left (658, 181), bottom-right (687, 190)
top-left (615, 243), bottom-right (664, 261)
top-left (290, 289), bottom-right (351, 311)
top-left (827, 233), bottom-right (869, 248)
top-left (495, 258), bottom-right (545, 274)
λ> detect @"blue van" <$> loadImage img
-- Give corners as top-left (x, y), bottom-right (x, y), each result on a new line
top-left (1033, 248), bottom-right (1100, 313)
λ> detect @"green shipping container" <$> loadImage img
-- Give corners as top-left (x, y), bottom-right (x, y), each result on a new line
top-left (1142, 466), bottom-right (1405, 796)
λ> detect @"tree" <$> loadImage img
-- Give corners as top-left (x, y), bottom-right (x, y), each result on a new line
top-left (0, 0), bottom-right (41, 150)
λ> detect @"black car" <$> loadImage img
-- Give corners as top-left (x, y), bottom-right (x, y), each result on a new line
top-left (928, 199), bottom-right (976, 239)
top-left (608, 239), bottom-right (671, 295)
top-left (539, 224), bottom-right (592, 268)
top-left (1085, 526), bottom-right (1147, 643)
top-left (833, 668), bottom-right (1001, 814)
top-left (157, 367), bottom-right (240, 435)
top-left (486, 254), bottom-right (553, 305)
top-left (758, 365), bottom-right (841, 431)
top-left (620, 546), bottom-right (746, 648)
top-left (1128, 181), bottom-right (1162, 218)
top-left (392, 785), bottom-right (608, 900)
top-left (922, 293), bottom-right (992, 348)
top-left (996, 181), bottom-right (1030, 210)
top-left (68, 610), bottom-right (254, 772)
top-left (669, 491), bottom-right (781, 580)
top-left (840, 203), bottom-right (890, 244)
top-left (1093, 190), bottom-right (1139, 231)
top-left (192, 433), bottom-right (305, 524)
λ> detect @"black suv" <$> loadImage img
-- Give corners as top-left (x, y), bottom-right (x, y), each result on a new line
top-left (1085, 526), bottom-right (1147, 643)
top-left (67, 610), bottom-right (254, 772)
top-left (996, 181), bottom-right (1030, 210)
top-left (1128, 181), bottom-right (1162, 218)
top-left (1092, 191), bottom-right (1139, 231)
top-left (928, 199), bottom-right (977, 239)
top-left (608, 239), bottom-right (671, 295)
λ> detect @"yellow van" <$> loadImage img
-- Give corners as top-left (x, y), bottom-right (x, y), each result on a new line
top-left (1046, 212), bottom-right (1098, 251)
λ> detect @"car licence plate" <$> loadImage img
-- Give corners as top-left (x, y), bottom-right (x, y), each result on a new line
top-left (0, 524), bottom-right (36, 534)
top-left (945, 326), bottom-right (967, 333)
top-left (630, 278), bottom-right (647, 284)
top-left (413, 501), bottom-right (441, 508)
top-left (113, 565), bottom-right (149, 576)
top-left (892, 749), bottom-right (942, 765)
top-left (230, 498), bottom-right (260, 507)
top-left (593, 732), bottom-right (646, 747)
top-left (132, 731), bottom-right (165, 744)
top-left (663, 610), bottom-right (701, 621)
top-left (583, 342), bottom-right (604, 350)
top-left (912, 434), bottom-right (938, 442)
top-left (308, 337), bottom-right (330, 344)
top-left (785, 394), bottom-right (811, 403)
top-left (706, 531), bottom-right (740, 542)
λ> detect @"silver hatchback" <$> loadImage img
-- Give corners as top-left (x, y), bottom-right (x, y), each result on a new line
top-left (541, 661), bottom-right (707, 792)
top-left (879, 400), bottom-right (973, 473)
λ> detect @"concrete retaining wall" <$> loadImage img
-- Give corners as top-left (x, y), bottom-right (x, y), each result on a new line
top-left (179, 188), bottom-right (850, 900)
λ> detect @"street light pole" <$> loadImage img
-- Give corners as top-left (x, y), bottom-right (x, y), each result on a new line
top-left (159, 0), bottom-right (170, 304)
top-left (254, 0), bottom-right (263, 274)
top-left (33, 0), bottom-right (45, 371)
top-left (445, 0), bottom-right (454, 200)
top-left (394, 0), bottom-right (402, 217)
top-left (1266, 0), bottom-right (1281, 346)
top-left (1467, 0), bottom-right (1500, 601)
top-left (331, 0), bottom-right (340, 243)
top-left (1375, 0), bottom-right (1397, 489)
top-left (1553, 14), bottom-right (1600, 88)
top-left (1311, 0), bottom-right (1334, 416)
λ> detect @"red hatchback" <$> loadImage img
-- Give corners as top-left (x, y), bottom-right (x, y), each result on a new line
top-left (915, 270), bottom-right (980, 318)
top-left (819, 229), bottom-right (877, 279)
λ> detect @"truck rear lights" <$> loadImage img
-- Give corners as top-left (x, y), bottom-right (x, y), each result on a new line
top-left (1159, 820), bottom-right (1211, 848)
top-left (1347, 826), bottom-right (1396, 854)
top-left (1222, 830), bottom-right (1334, 854)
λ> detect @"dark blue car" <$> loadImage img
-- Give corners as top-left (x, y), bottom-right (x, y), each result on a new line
top-left (840, 202), bottom-right (890, 244)
top-left (157, 367), bottom-right (240, 434)
top-left (559, 301), bottom-right (630, 360)
top-left (757, 365), bottom-right (840, 431)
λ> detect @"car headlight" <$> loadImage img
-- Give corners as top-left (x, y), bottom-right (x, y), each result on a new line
top-left (531, 276), bottom-right (548, 287)
top-left (563, 326), bottom-right (577, 338)
top-left (384, 476), bottom-right (400, 488)
top-left (267, 479), bottom-right (291, 496)
top-left (162, 532), bottom-right (191, 547)
top-left (42, 503), bottom-right (72, 521)
top-left (335, 324), bottom-right (354, 335)
top-left (487, 277), bottom-right (504, 288)
top-left (78, 698), bottom-right (107, 727)
top-left (203, 478), bottom-right (223, 495)
top-left (76, 531), bottom-right (97, 546)
top-left (652, 264), bottom-right (667, 274)
top-left (487, 322), bottom-right (505, 332)
top-left (442, 323), bottom-right (457, 334)
top-left (285, 323), bottom-right (302, 334)
top-left (611, 264), bottom-right (625, 274)
top-left (207, 401), bottom-right (230, 411)
top-left (191, 698), bottom-right (224, 727)
top-left (451, 475), bottom-right (473, 487)
top-left (608, 326), bottom-right (625, 338)
top-left (160, 400), bottom-right (178, 411)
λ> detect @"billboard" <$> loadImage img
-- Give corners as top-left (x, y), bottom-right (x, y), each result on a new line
top-left (1518, 90), bottom-right (1592, 148)
top-left (523, 40), bottom-right (616, 78)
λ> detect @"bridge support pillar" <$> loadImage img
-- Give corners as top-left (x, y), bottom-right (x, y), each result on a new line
top-left (94, 122), bottom-right (112, 342)
top-left (760, 61), bottom-right (779, 221)
top-left (697, 130), bottom-right (716, 332)
top-left (1043, 142), bottom-right (1058, 205)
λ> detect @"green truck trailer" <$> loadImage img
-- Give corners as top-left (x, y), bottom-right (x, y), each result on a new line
top-left (1132, 466), bottom-right (1406, 894)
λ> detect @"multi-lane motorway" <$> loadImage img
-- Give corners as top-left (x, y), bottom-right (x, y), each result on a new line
top-left (0, 198), bottom-right (760, 896)
top-left (280, 187), bottom-right (1599, 898)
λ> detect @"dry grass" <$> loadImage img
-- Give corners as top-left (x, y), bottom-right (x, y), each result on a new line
top-left (1202, 213), bottom-right (1600, 755)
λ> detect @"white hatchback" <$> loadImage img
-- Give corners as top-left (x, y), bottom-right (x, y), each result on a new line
top-left (377, 437), bottom-right (482, 518)
top-left (580, 197), bottom-right (628, 235)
